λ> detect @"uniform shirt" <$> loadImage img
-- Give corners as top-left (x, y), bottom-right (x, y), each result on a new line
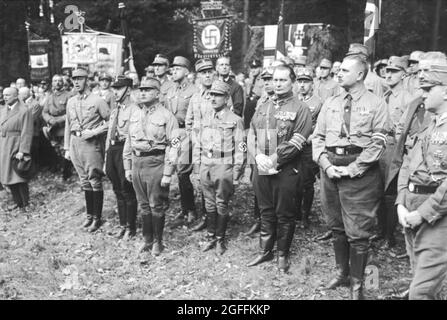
top-left (42, 89), bottom-right (74, 128)
top-left (99, 88), bottom-right (115, 110)
top-left (222, 76), bottom-right (244, 117)
top-left (298, 93), bottom-right (323, 129)
top-left (25, 97), bottom-right (43, 137)
top-left (185, 87), bottom-right (213, 132)
top-left (314, 77), bottom-right (339, 103)
top-left (64, 91), bottom-right (110, 151)
top-left (248, 91), bottom-right (312, 169)
top-left (123, 102), bottom-right (179, 177)
top-left (365, 70), bottom-right (388, 97)
top-left (105, 95), bottom-right (136, 150)
top-left (397, 113), bottom-right (447, 225)
top-left (383, 84), bottom-right (415, 134)
top-left (312, 83), bottom-right (390, 177)
top-left (165, 79), bottom-right (198, 128)
top-left (159, 75), bottom-right (176, 106)
top-left (193, 107), bottom-right (246, 181)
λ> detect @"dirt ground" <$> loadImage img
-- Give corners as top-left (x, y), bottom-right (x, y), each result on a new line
top-left (0, 169), bottom-right (444, 300)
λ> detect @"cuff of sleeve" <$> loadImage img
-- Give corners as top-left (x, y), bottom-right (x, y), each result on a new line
top-left (395, 191), bottom-right (406, 206)
top-left (319, 155), bottom-right (332, 172)
top-left (124, 160), bottom-right (132, 171)
top-left (347, 162), bottom-right (361, 178)
top-left (418, 201), bottom-right (442, 225)
top-left (163, 164), bottom-right (174, 177)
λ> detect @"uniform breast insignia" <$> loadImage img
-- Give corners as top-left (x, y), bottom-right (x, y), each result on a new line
top-left (238, 142), bottom-right (247, 152)
top-left (274, 111), bottom-right (297, 122)
top-left (432, 150), bottom-right (444, 168)
top-left (430, 132), bottom-right (447, 145)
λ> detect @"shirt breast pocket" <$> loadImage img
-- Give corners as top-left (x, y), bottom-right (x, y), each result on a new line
top-left (85, 105), bottom-right (97, 118)
top-left (149, 117), bottom-right (166, 141)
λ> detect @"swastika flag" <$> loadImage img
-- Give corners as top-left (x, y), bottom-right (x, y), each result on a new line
top-left (364, 0), bottom-right (381, 55)
top-left (193, 17), bottom-right (231, 58)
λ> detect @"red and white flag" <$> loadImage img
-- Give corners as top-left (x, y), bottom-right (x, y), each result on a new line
top-left (275, 1), bottom-right (286, 60)
top-left (364, 0), bottom-right (381, 54)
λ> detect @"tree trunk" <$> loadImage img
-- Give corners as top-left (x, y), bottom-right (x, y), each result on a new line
top-left (431, 0), bottom-right (442, 50)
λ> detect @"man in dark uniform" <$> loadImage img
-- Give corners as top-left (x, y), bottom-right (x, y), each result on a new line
top-left (42, 74), bottom-right (75, 180)
top-left (123, 77), bottom-right (180, 256)
top-left (244, 59), bottom-right (263, 130)
top-left (396, 57), bottom-right (447, 300)
top-left (105, 76), bottom-right (138, 239)
top-left (313, 54), bottom-right (389, 299)
top-left (216, 56), bottom-right (244, 117)
top-left (165, 56), bottom-right (199, 228)
top-left (151, 54), bottom-right (175, 105)
top-left (194, 80), bottom-right (246, 254)
top-left (247, 65), bottom-right (312, 272)
top-left (64, 68), bottom-right (110, 232)
top-left (244, 67), bottom-right (275, 236)
top-left (403, 51), bottom-right (424, 94)
top-left (295, 66), bottom-right (323, 228)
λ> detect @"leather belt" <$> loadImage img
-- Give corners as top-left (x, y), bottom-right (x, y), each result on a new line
top-left (326, 145), bottom-right (363, 156)
top-left (133, 149), bottom-right (165, 157)
top-left (408, 182), bottom-right (438, 194)
top-left (72, 131), bottom-right (82, 137)
top-left (205, 150), bottom-right (233, 159)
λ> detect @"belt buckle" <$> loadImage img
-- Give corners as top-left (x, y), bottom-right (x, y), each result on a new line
top-left (111, 140), bottom-right (115, 146)
top-left (76, 131), bottom-right (82, 137)
top-left (335, 147), bottom-right (345, 155)
top-left (135, 150), bottom-right (141, 157)
top-left (207, 151), bottom-right (213, 158)
top-left (408, 182), bottom-right (415, 192)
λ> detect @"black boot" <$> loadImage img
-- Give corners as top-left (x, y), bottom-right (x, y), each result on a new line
top-left (88, 191), bottom-right (103, 233)
top-left (327, 232), bottom-right (350, 289)
top-left (83, 190), bottom-right (94, 228)
top-left (216, 214), bottom-right (229, 255)
top-left (62, 158), bottom-right (73, 180)
top-left (152, 215), bottom-right (165, 256)
top-left (277, 220), bottom-right (295, 272)
top-left (139, 214), bottom-right (153, 252)
top-left (116, 199), bottom-right (127, 239)
top-left (203, 211), bottom-right (217, 252)
top-left (349, 245), bottom-right (369, 300)
top-left (247, 217), bottom-right (276, 267)
top-left (301, 187), bottom-right (314, 228)
top-left (244, 219), bottom-right (261, 236)
top-left (125, 199), bottom-right (137, 239)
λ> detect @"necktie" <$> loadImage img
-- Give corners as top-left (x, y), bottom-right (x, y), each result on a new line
top-left (384, 91), bottom-right (392, 104)
top-left (341, 94), bottom-right (352, 137)
top-left (109, 104), bottom-right (121, 141)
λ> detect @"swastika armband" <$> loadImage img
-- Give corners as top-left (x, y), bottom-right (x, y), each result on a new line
top-left (171, 137), bottom-right (181, 148)
top-left (238, 142), bottom-right (247, 152)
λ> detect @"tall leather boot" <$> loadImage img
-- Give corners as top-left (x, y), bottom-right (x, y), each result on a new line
top-left (203, 211), bottom-right (217, 252)
top-left (244, 218), bottom-right (261, 236)
top-left (350, 245), bottom-right (369, 300)
top-left (191, 194), bottom-right (207, 232)
top-left (83, 190), bottom-right (94, 228)
top-left (277, 220), bottom-right (296, 272)
top-left (139, 214), bottom-right (153, 252)
top-left (125, 199), bottom-right (138, 239)
top-left (327, 232), bottom-right (350, 289)
top-left (62, 158), bottom-right (73, 180)
top-left (247, 215), bottom-right (275, 267)
top-left (216, 214), bottom-right (229, 255)
top-left (88, 190), bottom-right (103, 233)
top-left (116, 199), bottom-right (127, 238)
top-left (301, 187), bottom-right (314, 228)
top-left (152, 215), bottom-right (165, 256)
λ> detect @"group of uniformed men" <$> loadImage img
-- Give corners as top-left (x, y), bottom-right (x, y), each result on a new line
top-left (1, 41), bottom-right (446, 300)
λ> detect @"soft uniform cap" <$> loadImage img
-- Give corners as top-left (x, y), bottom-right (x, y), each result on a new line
top-left (374, 59), bottom-right (388, 69)
top-left (195, 59), bottom-right (214, 72)
top-left (296, 67), bottom-right (315, 81)
top-left (111, 76), bottom-right (133, 88)
top-left (250, 59), bottom-right (262, 68)
top-left (99, 73), bottom-right (113, 81)
top-left (409, 51), bottom-right (425, 63)
top-left (152, 53), bottom-right (170, 66)
top-left (171, 56), bottom-right (192, 71)
top-left (139, 77), bottom-right (161, 90)
top-left (145, 65), bottom-right (155, 72)
top-left (72, 68), bottom-right (89, 78)
top-left (11, 153), bottom-right (32, 180)
top-left (386, 56), bottom-right (408, 72)
top-left (292, 55), bottom-right (307, 66)
top-left (260, 67), bottom-right (274, 79)
top-left (209, 80), bottom-right (231, 95)
top-left (319, 58), bottom-right (332, 69)
top-left (346, 43), bottom-right (369, 59)
top-left (281, 56), bottom-right (295, 68)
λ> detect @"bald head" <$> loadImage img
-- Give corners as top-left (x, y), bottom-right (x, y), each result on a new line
top-left (18, 87), bottom-right (31, 101)
top-left (3, 87), bottom-right (18, 105)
